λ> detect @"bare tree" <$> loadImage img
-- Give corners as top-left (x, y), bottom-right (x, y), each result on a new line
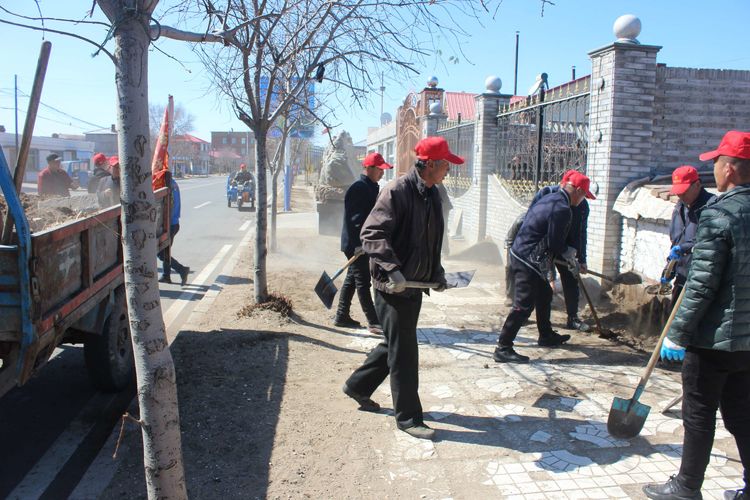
top-left (149, 102), bottom-right (196, 145)
top-left (188, 0), bottom-right (501, 304)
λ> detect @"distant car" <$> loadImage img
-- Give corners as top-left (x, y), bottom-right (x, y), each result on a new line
top-left (62, 160), bottom-right (91, 189)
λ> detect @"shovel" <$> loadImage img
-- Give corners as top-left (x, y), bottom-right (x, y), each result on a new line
top-left (606, 287), bottom-right (686, 439)
top-left (314, 250), bottom-right (364, 309)
top-left (395, 270), bottom-right (476, 290)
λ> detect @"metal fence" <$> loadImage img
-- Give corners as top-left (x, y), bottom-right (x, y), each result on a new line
top-left (437, 120), bottom-right (475, 197)
top-left (495, 76), bottom-right (591, 203)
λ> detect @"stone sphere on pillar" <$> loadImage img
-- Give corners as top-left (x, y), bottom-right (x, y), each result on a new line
top-left (429, 101), bottom-right (442, 115)
top-left (427, 76), bottom-right (439, 88)
top-left (613, 14), bottom-right (641, 43)
top-left (484, 76), bottom-right (502, 94)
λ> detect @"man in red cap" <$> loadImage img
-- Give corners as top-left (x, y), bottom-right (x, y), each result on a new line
top-left (505, 168), bottom-right (593, 331)
top-left (88, 152), bottom-right (110, 193)
top-left (334, 152), bottom-right (393, 333)
top-left (645, 131), bottom-right (750, 500)
top-left (496, 170), bottom-right (595, 363)
top-left (343, 136), bottom-right (461, 440)
top-left (96, 156), bottom-right (121, 207)
top-left (233, 163), bottom-right (254, 185)
top-left (663, 165), bottom-right (715, 312)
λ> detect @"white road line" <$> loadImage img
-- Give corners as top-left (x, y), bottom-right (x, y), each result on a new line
top-left (238, 220), bottom-right (251, 232)
top-left (7, 393), bottom-right (118, 500)
top-left (193, 201), bottom-right (212, 209)
top-left (163, 244), bottom-right (233, 331)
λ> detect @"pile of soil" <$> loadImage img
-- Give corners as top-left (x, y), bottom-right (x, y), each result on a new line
top-left (0, 192), bottom-right (100, 233)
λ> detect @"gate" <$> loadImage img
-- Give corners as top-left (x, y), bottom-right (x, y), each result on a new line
top-left (437, 119), bottom-right (474, 197)
top-left (495, 76), bottom-right (591, 203)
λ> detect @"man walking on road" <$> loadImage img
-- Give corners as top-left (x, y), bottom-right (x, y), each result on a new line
top-left (343, 136), bottom-right (462, 440)
top-left (334, 152), bottom-right (392, 333)
top-left (495, 171), bottom-right (595, 364)
top-left (644, 131), bottom-right (750, 500)
top-left (158, 172), bottom-right (190, 286)
top-left (664, 165), bottom-right (716, 312)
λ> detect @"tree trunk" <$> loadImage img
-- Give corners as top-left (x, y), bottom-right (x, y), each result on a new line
top-left (270, 139), bottom-right (285, 253)
top-left (113, 15), bottom-right (187, 500)
top-left (254, 131), bottom-right (269, 302)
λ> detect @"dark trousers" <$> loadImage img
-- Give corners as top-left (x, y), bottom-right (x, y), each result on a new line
top-left (158, 224), bottom-right (187, 278)
top-left (498, 256), bottom-right (553, 347)
top-left (345, 290), bottom-right (423, 428)
top-left (669, 274), bottom-right (687, 314)
top-left (506, 259), bottom-right (580, 320)
top-left (556, 262), bottom-right (580, 320)
top-left (336, 252), bottom-right (378, 325)
top-left (678, 347), bottom-right (750, 490)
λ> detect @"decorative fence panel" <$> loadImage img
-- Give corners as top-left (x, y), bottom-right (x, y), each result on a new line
top-left (495, 76), bottom-right (591, 203)
top-left (437, 120), bottom-right (475, 197)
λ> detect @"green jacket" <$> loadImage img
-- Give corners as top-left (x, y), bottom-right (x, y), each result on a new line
top-left (668, 184), bottom-right (750, 351)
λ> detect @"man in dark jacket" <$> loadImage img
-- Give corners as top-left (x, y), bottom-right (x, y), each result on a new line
top-left (334, 152), bottom-right (392, 333)
top-left (644, 131), bottom-right (750, 500)
top-left (495, 171), bottom-right (595, 364)
top-left (664, 165), bottom-right (716, 311)
top-left (506, 169), bottom-right (592, 331)
top-left (343, 136), bottom-right (462, 441)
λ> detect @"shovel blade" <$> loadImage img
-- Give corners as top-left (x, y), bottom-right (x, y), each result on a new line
top-left (314, 272), bottom-right (337, 309)
top-left (445, 270), bottom-right (476, 289)
top-left (607, 396), bottom-right (651, 439)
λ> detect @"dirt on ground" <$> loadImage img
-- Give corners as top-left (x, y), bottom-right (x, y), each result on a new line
top-left (100, 185), bottom-right (677, 499)
top-left (0, 192), bottom-right (101, 233)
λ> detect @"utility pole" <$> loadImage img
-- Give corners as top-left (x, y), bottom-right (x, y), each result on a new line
top-left (14, 75), bottom-right (19, 157)
top-left (513, 31), bottom-right (520, 95)
top-left (379, 72), bottom-right (385, 119)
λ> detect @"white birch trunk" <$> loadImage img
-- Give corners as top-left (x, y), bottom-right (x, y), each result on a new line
top-left (107, 5), bottom-right (187, 498)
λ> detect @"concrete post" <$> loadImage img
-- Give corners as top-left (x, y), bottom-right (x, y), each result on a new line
top-left (586, 41), bottom-right (661, 278)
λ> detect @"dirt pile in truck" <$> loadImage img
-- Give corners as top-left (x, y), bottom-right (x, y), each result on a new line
top-left (0, 192), bottom-right (103, 233)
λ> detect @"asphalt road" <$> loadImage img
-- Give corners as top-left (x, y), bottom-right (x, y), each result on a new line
top-left (0, 175), bottom-right (258, 499)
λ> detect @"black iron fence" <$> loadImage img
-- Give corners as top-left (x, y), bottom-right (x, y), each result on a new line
top-left (495, 76), bottom-right (591, 203)
top-left (437, 120), bottom-right (475, 197)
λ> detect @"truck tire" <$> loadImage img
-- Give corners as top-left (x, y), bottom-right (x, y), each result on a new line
top-left (237, 197), bottom-right (243, 210)
top-left (84, 286), bottom-right (134, 392)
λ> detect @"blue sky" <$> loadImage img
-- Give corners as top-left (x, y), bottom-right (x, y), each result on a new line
top-left (1, 0), bottom-right (749, 147)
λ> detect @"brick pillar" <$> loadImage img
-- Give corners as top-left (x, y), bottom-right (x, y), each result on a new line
top-left (472, 93), bottom-right (510, 241)
top-left (422, 112), bottom-right (446, 138)
top-left (586, 42), bottom-right (661, 278)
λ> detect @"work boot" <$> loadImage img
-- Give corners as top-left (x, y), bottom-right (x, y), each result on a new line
top-left (566, 316), bottom-right (591, 332)
top-left (725, 488), bottom-right (749, 500)
top-left (643, 475), bottom-right (703, 500)
top-left (399, 424), bottom-right (435, 440)
top-left (180, 267), bottom-right (190, 286)
top-left (158, 275), bottom-right (172, 284)
top-left (538, 331), bottom-right (571, 347)
top-left (493, 346), bottom-right (530, 364)
top-left (342, 384), bottom-right (380, 412)
top-left (334, 315), bottom-right (361, 328)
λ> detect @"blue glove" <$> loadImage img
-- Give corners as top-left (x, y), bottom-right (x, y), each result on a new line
top-left (660, 337), bottom-right (685, 362)
top-left (668, 245), bottom-right (682, 261)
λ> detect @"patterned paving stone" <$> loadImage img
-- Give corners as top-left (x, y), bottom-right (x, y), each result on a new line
top-left (570, 422), bottom-right (630, 448)
top-left (485, 403), bottom-right (525, 422)
top-left (475, 376), bottom-right (526, 397)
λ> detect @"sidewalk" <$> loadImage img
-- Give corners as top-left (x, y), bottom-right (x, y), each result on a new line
top-left (99, 188), bottom-right (743, 499)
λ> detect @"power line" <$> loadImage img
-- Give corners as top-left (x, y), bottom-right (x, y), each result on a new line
top-left (0, 87), bottom-right (108, 130)
top-left (0, 105), bottom-right (93, 130)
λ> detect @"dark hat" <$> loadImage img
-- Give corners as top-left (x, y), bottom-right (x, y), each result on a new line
top-left (46, 153), bottom-right (61, 163)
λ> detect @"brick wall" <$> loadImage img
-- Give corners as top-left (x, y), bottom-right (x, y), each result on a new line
top-left (651, 67), bottom-right (750, 169)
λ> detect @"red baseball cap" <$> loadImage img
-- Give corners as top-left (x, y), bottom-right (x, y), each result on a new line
top-left (561, 169), bottom-right (580, 183)
top-left (566, 171), bottom-right (596, 200)
top-left (414, 137), bottom-right (464, 165)
top-left (699, 130), bottom-right (750, 161)
top-left (669, 165), bottom-right (699, 195)
top-left (363, 152), bottom-right (393, 170)
top-left (108, 155), bottom-right (120, 167)
top-left (92, 153), bottom-right (107, 166)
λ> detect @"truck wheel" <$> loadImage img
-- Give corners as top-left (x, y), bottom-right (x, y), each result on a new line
top-left (237, 198), bottom-right (243, 211)
top-left (84, 287), bottom-right (133, 392)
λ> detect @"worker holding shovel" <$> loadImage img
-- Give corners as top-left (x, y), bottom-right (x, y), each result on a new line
top-left (643, 131), bottom-right (750, 500)
top-left (342, 136), bottom-right (462, 441)
top-left (333, 152), bottom-right (392, 333)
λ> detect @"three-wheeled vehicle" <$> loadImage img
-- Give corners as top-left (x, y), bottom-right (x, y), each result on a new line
top-left (226, 174), bottom-right (255, 210)
top-left (0, 148), bottom-right (171, 398)
top-left (63, 159), bottom-right (91, 190)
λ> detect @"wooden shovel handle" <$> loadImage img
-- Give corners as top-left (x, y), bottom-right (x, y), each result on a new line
top-left (633, 286), bottom-right (686, 399)
top-left (328, 252), bottom-right (363, 282)
top-left (576, 273), bottom-right (604, 334)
